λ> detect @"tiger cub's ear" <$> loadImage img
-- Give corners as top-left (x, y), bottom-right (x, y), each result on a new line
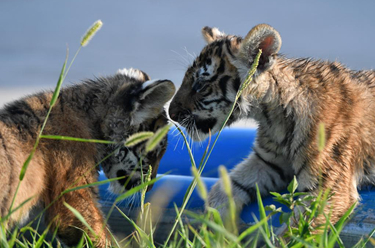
top-left (238, 24), bottom-right (282, 71)
top-left (201, 26), bottom-right (226, 44)
top-left (131, 80), bottom-right (176, 125)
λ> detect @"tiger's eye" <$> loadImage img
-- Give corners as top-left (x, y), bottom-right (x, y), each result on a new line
top-left (206, 58), bottom-right (212, 65)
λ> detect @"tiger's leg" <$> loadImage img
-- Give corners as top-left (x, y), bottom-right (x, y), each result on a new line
top-left (207, 149), bottom-right (293, 219)
top-left (45, 178), bottom-right (111, 247)
top-left (296, 158), bottom-right (359, 230)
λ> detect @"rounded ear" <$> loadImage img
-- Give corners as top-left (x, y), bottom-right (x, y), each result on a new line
top-left (131, 80), bottom-right (176, 125)
top-left (201, 26), bottom-right (226, 44)
top-left (238, 24), bottom-right (282, 71)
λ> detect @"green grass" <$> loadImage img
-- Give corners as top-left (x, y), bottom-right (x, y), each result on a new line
top-left (1, 21), bottom-right (375, 248)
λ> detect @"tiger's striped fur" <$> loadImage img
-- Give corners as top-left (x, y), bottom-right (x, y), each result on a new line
top-left (169, 24), bottom-right (375, 227)
top-left (0, 68), bottom-right (175, 247)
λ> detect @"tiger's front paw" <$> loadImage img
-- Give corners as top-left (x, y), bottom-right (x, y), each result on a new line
top-left (207, 181), bottom-right (231, 218)
top-left (207, 179), bottom-right (248, 221)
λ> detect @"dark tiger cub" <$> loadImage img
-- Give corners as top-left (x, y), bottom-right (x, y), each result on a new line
top-left (169, 24), bottom-right (375, 228)
top-left (0, 68), bottom-right (175, 247)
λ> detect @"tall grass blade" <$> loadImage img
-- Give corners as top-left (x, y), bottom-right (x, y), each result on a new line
top-left (188, 225), bottom-right (207, 247)
top-left (327, 202), bottom-right (356, 248)
top-left (219, 166), bottom-right (238, 234)
top-left (182, 129), bottom-right (211, 203)
top-left (355, 226), bottom-right (375, 248)
top-left (252, 214), bottom-right (276, 248)
top-left (40, 135), bottom-right (116, 144)
top-left (184, 210), bottom-right (238, 242)
top-left (76, 235), bottom-right (86, 248)
top-left (256, 184), bottom-right (270, 238)
top-left (62, 176), bottom-right (126, 194)
top-left (317, 122), bottom-right (326, 152)
top-left (3, 196), bottom-right (34, 222)
top-left (50, 52), bottom-right (67, 108)
top-left (230, 217), bottom-right (269, 248)
top-left (81, 20), bottom-right (103, 47)
top-left (191, 166), bottom-right (208, 201)
top-left (34, 224), bottom-right (51, 248)
top-left (115, 206), bottom-right (155, 247)
top-left (82, 231), bottom-right (95, 247)
top-left (114, 176), bottom-right (163, 203)
top-left (146, 124), bottom-right (171, 152)
top-left (124, 131), bottom-right (154, 147)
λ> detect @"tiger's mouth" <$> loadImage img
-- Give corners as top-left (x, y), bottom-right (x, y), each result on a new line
top-left (109, 170), bottom-right (155, 195)
top-left (194, 117), bottom-right (217, 134)
top-left (182, 116), bottom-right (218, 141)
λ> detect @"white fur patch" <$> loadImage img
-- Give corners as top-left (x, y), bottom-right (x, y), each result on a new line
top-left (117, 68), bottom-right (144, 81)
top-left (142, 79), bottom-right (158, 89)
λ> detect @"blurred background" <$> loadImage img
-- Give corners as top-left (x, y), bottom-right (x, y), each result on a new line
top-left (1, 0), bottom-right (375, 126)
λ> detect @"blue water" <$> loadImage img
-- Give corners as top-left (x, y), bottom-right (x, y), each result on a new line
top-left (1, 0), bottom-right (375, 92)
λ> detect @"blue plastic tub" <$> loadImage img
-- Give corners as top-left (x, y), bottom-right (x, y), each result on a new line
top-left (99, 128), bottom-right (375, 232)
top-left (98, 128), bottom-right (286, 226)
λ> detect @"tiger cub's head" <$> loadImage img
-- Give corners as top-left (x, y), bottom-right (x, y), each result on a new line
top-left (100, 68), bottom-right (175, 194)
top-left (169, 24), bottom-right (281, 141)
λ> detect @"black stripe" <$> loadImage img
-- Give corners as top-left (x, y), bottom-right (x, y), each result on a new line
top-left (232, 179), bottom-right (256, 202)
top-left (260, 104), bottom-right (272, 126)
top-left (203, 26), bottom-right (213, 38)
top-left (253, 148), bottom-right (286, 181)
top-left (59, 91), bottom-right (65, 112)
top-left (233, 77), bottom-right (241, 92)
top-left (330, 64), bottom-right (340, 74)
top-left (37, 93), bottom-right (50, 111)
top-left (320, 166), bottom-right (334, 187)
top-left (281, 109), bottom-right (295, 152)
top-left (216, 60), bottom-right (225, 74)
top-left (331, 135), bottom-right (350, 169)
top-left (225, 39), bottom-right (235, 58)
top-left (22, 101), bottom-right (42, 127)
top-left (207, 74), bottom-right (219, 83)
top-left (296, 162), bottom-right (306, 177)
top-left (196, 101), bottom-right (209, 111)
top-left (0, 131), bottom-right (14, 212)
top-left (201, 87), bottom-right (213, 97)
top-left (5, 101), bottom-right (39, 137)
top-left (292, 128), bottom-right (314, 158)
top-left (202, 97), bottom-right (231, 105)
top-left (266, 170), bottom-right (277, 189)
top-left (218, 76), bottom-right (230, 95)
top-left (0, 132), bottom-right (8, 153)
top-left (194, 101), bottom-right (201, 110)
top-left (141, 71), bottom-right (150, 81)
top-left (215, 45), bottom-right (223, 57)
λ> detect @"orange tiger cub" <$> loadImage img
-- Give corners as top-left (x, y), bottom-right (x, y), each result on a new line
top-left (169, 24), bottom-right (375, 229)
top-left (0, 68), bottom-right (175, 247)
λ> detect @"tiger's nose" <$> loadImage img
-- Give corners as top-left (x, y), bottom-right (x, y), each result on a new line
top-left (168, 104), bottom-right (181, 122)
top-left (169, 109), bottom-right (177, 121)
top-left (169, 107), bottom-right (190, 123)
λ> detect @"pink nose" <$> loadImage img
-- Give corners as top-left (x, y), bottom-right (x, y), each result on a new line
top-left (168, 107), bottom-right (179, 122)
top-left (169, 112), bottom-right (176, 120)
